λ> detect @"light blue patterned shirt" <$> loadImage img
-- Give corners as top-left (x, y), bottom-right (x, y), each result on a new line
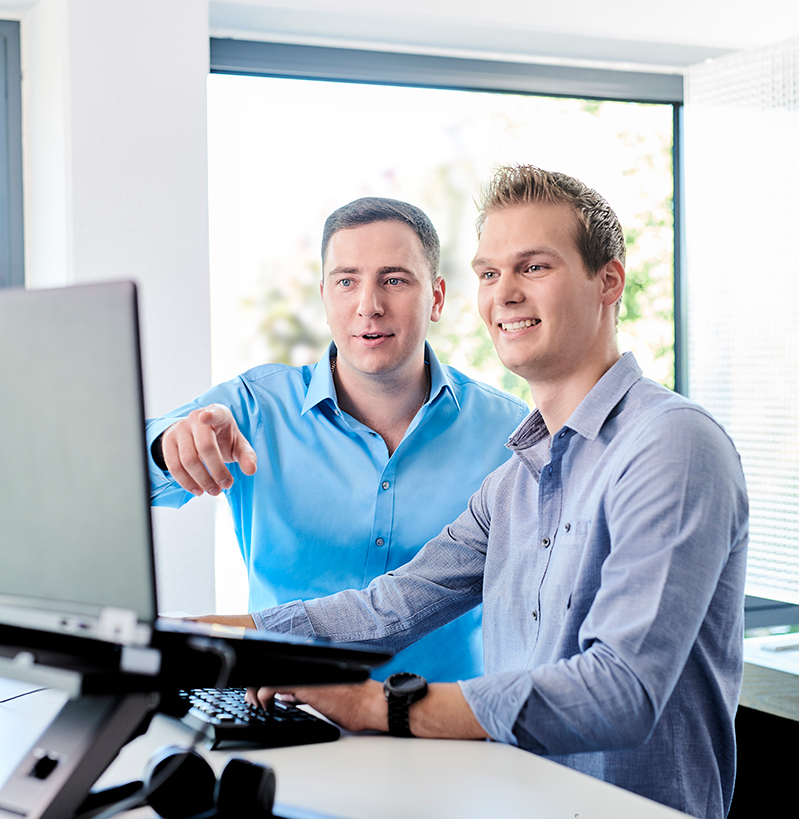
top-left (253, 353), bottom-right (748, 819)
top-left (147, 342), bottom-right (528, 682)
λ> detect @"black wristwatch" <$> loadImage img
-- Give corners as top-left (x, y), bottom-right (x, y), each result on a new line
top-left (383, 672), bottom-right (428, 737)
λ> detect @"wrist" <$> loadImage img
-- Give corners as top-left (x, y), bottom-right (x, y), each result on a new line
top-left (333, 680), bottom-right (388, 734)
top-left (369, 682), bottom-right (391, 733)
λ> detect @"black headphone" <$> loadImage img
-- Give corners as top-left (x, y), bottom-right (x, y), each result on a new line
top-left (82, 745), bottom-right (276, 819)
top-left (142, 745), bottom-right (276, 819)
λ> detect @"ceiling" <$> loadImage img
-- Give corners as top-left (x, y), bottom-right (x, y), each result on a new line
top-left (208, 0), bottom-right (799, 71)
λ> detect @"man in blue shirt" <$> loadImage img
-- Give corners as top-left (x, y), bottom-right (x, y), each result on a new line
top-left (148, 197), bottom-right (528, 682)
top-left (211, 168), bottom-right (748, 819)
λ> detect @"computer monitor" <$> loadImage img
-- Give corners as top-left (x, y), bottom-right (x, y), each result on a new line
top-left (0, 282), bottom-right (155, 646)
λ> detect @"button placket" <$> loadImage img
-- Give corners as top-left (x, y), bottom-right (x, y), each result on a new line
top-left (363, 467), bottom-right (396, 582)
top-left (534, 433), bottom-right (567, 633)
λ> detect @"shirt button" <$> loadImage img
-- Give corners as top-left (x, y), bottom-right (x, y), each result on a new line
top-left (375, 538), bottom-right (385, 547)
top-left (382, 481), bottom-right (390, 490)
top-left (541, 537), bottom-right (551, 548)
top-left (564, 523), bottom-right (571, 532)
top-left (531, 610), bottom-right (538, 620)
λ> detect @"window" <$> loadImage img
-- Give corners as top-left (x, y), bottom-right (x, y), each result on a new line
top-left (207, 40), bottom-right (682, 611)
top-left (0, 19), bottom-right (23, 288)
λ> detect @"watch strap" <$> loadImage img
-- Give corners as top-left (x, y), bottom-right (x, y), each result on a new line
top-left (387, 697), bottom-right (414, 738)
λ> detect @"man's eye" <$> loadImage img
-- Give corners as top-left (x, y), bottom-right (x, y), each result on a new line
top-left (338, 278), bottom-right (352, 287)
top-left (525, 265), bottom-right (544, 273)
top-left (481, 271), bottom-right (498, 280)
top-left (387, 277), bottom-right (401, 285)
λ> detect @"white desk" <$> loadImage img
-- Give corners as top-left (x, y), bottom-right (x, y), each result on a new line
top-left (1, 678), bottom-right (687, 819)
top-left (740, 633), bottom-right (799, 721)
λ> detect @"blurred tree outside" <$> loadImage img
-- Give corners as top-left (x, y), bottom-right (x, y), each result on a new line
top-left (210, 79), bottom-right (674, 405)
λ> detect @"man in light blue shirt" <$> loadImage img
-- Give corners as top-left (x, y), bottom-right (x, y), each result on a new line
top-left (221, 168), bottom-right (748, 819)
top-left (148, 197), bottom-right (528, 681)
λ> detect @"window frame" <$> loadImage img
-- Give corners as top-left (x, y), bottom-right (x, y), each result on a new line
top-left (0, 19), bottom-right (23, 289)
top-left (209, 39), bottom-right (685, 104)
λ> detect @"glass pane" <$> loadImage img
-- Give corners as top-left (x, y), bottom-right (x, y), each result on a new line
top-left (207, 74), bottom-right (675, 609)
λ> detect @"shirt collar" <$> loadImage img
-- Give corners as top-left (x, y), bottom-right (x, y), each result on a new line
top-left (508, 351), bottom-right (643, 452)
top-left (301, 341), bottom-right (459, 416)
top-left (426, 342), bottom-right (460, 409)
top-left (565, 351), bottom-right (643, 441)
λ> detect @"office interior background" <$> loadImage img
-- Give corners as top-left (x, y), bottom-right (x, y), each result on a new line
top-left (1, 0), bottom-right (798, 634)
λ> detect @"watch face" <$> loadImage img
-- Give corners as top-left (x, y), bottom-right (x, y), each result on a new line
top-left (391, 674), bottom-right (425, 695)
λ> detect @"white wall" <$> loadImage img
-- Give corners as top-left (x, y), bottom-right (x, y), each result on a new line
top-left (17, 0), bottom-right (216, 613)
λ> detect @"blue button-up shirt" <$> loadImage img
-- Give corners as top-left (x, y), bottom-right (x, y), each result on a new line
top-left (253, 353), bottom-right (748, 819)
top-left (148, 342), bottom-right (528, 681)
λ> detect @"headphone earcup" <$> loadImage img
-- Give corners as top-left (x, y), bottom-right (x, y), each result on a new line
top-left (142, 745), bottom-right (217, 819)
top-left (216, 757), bottom-right (276, 818)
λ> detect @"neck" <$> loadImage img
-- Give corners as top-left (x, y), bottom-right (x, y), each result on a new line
top-left (331, 355), bottom-right (430, 455)
top-left (529, 350), bottom-right (621, 434)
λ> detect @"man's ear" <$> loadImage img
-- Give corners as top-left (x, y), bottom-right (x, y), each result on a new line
top-left (430, 277), bottom-right (446, 323)
top-left (598, 260), bottom-right (625, 307)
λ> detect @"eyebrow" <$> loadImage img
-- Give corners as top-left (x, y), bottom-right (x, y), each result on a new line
top-left (325, 266), bottom-right (357, 278)
top-left (326, 265), bottom-right (416, 278)
top-left (471, 247), bottom-right (561, 269)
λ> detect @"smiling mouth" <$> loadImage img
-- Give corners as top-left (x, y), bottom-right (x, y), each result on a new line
top-left (499, 319), bottom-right (540, 332)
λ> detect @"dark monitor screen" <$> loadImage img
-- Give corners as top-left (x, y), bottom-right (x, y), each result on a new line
top-left (0, 282), bottom-right (155, 644)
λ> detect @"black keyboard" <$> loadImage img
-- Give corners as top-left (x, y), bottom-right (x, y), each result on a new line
top-left (176, 687), bottom-right (341, 750)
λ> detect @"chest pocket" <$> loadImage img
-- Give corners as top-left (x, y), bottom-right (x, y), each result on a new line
top-left (551, 520), bottom-right (592, 612)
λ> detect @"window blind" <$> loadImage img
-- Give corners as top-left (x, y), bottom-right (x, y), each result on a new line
top-left (685, 37), bottom-right (799, 604)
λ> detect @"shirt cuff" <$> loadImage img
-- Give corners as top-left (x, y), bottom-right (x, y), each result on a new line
top-left (251, 601), bottom-right (316, 638)
top-left (146, 418), bottom-right (181, 475)
top-left (459, 671), bottom-right (534, 746)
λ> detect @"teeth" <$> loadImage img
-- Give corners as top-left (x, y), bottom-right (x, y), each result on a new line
top-left (500, 319), bottom-right (538, 332)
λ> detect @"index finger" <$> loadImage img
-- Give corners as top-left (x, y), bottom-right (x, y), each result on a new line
top-left (197, 404), bottom-right (257, 477)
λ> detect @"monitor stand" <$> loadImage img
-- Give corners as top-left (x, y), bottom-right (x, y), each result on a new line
top-left (0, 687), bottom-right (159, 819)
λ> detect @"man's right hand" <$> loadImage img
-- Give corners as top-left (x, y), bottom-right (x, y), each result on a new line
top-left (160, 404), bottom-right (257, 497)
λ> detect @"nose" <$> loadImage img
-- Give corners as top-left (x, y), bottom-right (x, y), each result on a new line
top-left (357, 281), bottom-right (384, 317)
top-left (494, 272), bottom-right (523, 306)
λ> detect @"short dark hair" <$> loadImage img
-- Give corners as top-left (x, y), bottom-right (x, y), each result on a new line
top-left (476, 165), bottom-right (626, 275)
top-left (321, 197), bottom-right (441, 281)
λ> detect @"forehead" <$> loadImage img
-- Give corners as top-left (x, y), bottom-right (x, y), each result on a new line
top-left (474, 202), bottom-right (581, 263)
top-left (324, 220), bottom-right (427, 273)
